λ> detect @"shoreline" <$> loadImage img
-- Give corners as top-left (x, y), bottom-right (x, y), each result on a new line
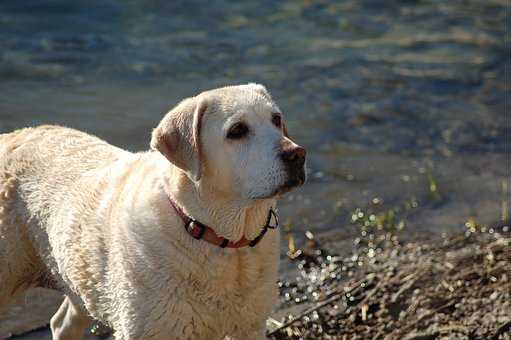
top-left (1, 227), bottom-right (509, 339)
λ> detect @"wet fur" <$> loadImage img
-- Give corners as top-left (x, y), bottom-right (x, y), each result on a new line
top-left (0, 84), bottom-right (298, 339)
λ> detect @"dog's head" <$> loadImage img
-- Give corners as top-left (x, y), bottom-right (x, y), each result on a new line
top-left (151, 84), bottom-right (306, 200)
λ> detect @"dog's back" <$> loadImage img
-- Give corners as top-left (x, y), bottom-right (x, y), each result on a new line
top-left (0, 126), bottom-right (125, 311)
top-left (0, 85), bottom-right (299, 339)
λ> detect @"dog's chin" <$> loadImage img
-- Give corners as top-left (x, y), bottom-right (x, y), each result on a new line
top-left (275, 177), bottom-right (305, 196)
top-left (248, 167), bottom-right (306, 200)
top-left (251, 177), bottom-right (306, 200)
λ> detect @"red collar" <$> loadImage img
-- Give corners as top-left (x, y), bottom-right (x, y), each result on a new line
top-left (167, 196), bottom-right (278, 248)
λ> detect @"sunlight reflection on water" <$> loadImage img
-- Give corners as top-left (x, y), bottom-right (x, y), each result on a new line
top-left (1, 0), bottom-right (510, 245)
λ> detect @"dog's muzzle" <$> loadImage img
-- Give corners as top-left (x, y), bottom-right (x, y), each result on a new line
top-left (280, 144), bottom-right (306, 190)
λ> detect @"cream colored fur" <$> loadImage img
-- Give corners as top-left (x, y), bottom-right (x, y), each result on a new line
top-left (0, 84), bottom-right (305, 339)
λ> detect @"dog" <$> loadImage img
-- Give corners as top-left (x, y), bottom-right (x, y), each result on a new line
top-left (0, 84), bottom-right (306, 339)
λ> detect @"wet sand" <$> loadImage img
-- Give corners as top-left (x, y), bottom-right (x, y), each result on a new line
top-left (0, 289), bottom-right (111, 339)
top-left (0, 289), bottom-right (60, 339)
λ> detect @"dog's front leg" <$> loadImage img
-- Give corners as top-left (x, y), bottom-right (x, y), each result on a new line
top-left (50, 296), bottom-right (92, 340)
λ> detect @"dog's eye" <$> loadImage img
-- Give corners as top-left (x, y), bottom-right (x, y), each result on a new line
top-left (272, 114), bottom-right (282, 128)
top-left (226, 122), bottom-right (249, 140)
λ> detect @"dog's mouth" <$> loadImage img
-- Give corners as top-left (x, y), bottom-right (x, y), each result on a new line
top-left (275, 168), bottom-right (306, 196)
top-left (250, 164), bottom-right (306, 200)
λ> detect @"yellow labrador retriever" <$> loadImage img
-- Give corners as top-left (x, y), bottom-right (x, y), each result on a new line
top-left (0, 84), bottom-right (306, 339)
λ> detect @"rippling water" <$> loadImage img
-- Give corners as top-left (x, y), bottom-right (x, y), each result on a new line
top-left (1, 0), bottom-right (511, 241)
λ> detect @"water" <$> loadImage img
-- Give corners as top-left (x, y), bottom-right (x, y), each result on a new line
top-left (1, 0), bottom-right (511, 242)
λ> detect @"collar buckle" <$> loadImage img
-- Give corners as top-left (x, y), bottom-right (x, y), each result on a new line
top-left (186, 220), bottom-right (206, 240)
top-left (168, 194), bottom-right (278, 248)
top-left (266, 208), bottom-right (279, 229)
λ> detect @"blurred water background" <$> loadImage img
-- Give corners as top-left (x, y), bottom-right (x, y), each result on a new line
top-left (1, 0), bottom-right (511, 245)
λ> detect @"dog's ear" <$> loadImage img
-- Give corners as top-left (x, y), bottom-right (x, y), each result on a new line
top-left (150, 96), bottom-right (208, 182)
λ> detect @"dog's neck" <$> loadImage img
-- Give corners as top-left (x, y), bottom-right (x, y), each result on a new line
top-left (161, 165), bottom-right (276, 242)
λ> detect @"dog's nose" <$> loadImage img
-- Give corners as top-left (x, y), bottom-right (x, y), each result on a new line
top-left (281, 146), bottom-right (306, 166)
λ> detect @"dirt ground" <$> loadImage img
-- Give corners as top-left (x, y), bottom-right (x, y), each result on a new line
top-left (1, 228), bottom-right (509, 339)
top-left (268, 227), bottom-right (511, 339)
